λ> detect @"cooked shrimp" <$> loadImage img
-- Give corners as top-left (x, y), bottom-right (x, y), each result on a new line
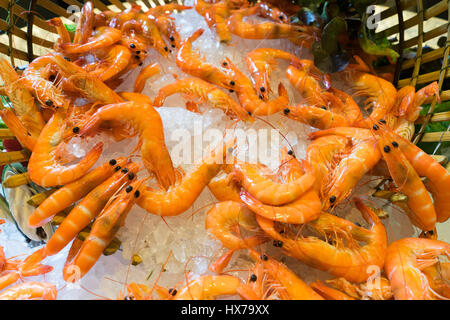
top-left (286, 65), bottom-right (327, 107)
top-left (0, 282), bottom-right (57, 300)
top-left (310, 280), bottom-right (355, 300)
top-left (0, 108), bottom-right (37, 150)
top-left (63, 179), bottom-right (144, 281)
top-left (172, 275), bottom-right (242, 300)
top-left (284, 104), bottom-right (350, 130)
top-left (60, 27), bottom-right (122, 54)
top-left (206, 201), bottom-right (268, 250)
top-left (231, 160), bottom-right (315, 206)
top-left (78, 102), bottom-right (175, 190)
top-left (196, 0), bottom-right (232, 43)
top-left (48, 18), bottom-right (71, 46)
top-left (385, 238), bottom-right (450, 300)
top-left (134, 63), bottom-right (161, 93)
top-left (27, 108), bottom-right (104, 188)
top-left (176, 29), bottom-right (234, 90)
top-left (72, 1), bottom-right (94, 45)
top-left (325, 276), bottom-right (393, 300)
top-left (43, 162), bottom-right (139, 256)
top-left (257, 198), bottom-right (388, 283)
top-left (221, 57), bottom-right (289, 115)
top-left (137, 139), bottom-right (231, 216)
top-left (153, 77), bottom-right (249, 120)
top-left (208, 170), bottom-right (242, 203)
top-left (377, 128), bottom-right (436, 231)
top-left (396, 82), bottom-right (440, 121)
top-left (28, 158), bottom-right (128, 227)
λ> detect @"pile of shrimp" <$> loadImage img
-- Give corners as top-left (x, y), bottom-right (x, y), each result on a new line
top-left (0, 0), bottom-right (448, 300)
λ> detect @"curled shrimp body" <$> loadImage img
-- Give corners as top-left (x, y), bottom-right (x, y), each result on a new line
top-left (286, 65), bottom-right (327, 107)
top-left (240, 189), bottom-right (321, 224)
top-left (63, 179), bottom-right (144, 281)
top-left (137, 140), bottom-right (230, 216)
top-left (385, 238), bottom-right (450, 300)
top-left (60, 27), bottom-right (122, 55)
top-left (309, 127), bottom-right (380, 210)
top-left (0, 282), bottom-right (57, 300)
top-left (196, 0), bottom-right (232, 44)
top-left (422, 262), bottom-right (450, 299)
top-left (27, 109), bottom-right (103, 188)
top-left (176, 29), bottom-right (234, 90)
top-left (206, 201), bottom-right (268, 250)
top-left (21, 54), bottom-right (66, 108)
top-left (208, 170), bottom-right (242, 203)
top-left (257, 198), bottom-right (387, 283)
top-left (232, 160), bottom-right (315, 206)
top-left (172, 275), bottom-right (242, 300)
top-left (396, 82), bottom-right (440, 122)
top-left (246, 49), bottom-right (307, 99)
top-left (227, 7), bottom-right (304, 39)
top-left (44, 162), bottom-right (139, 256)
top-left (134, 63), bottom-right (161, 93)
top-left (153, 78), bottom-right (249, 120)
top-left (78, 102), bottom-right (176, 190)
top-left (222, 57), bottom-right (289, 115)
top-left (378, 129), bottom-right (436, 231)
top-left (394, 134), bottom-right (450, 223)
top-left (28, 158), bottom-right (128, 227)
top-left (0, 108), bottom-right (37, 150)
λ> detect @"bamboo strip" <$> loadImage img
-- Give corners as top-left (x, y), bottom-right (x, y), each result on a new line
top-left (0, 150), bottom-right (29, 165)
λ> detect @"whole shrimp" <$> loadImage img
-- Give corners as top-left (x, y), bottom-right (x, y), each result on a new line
top-left (395, 81), bottom-right (440, 121)
top-left (134, 63), bottom-right (161, 93)
top-left (137, 139), bottom-right (231, 216)
top-left (0, 282), bottom-right (57, 300)
top-left (63, 179), bottom-right (145, 281)
top-left (72, 1), bottom-right (94, 45)
top-left (0, 108), bottom-right (37, 151)
top-left (377, 127), bottom-right (436, 231)
top-left (176, 29), bottom-right (235, 90)
top-left (28, 157), bottom-right (128, 227)
top-left (257, 198), bottom-right (388, 283)
top-left (153, 77), bottom-right (249, 120)
top-left (384, 238), bottom-right (450, 300)
top-left (60, 27), bottom-right (123, 55)
top-left (171, 275), bottom-right (242, 300)
top-left (27, 108), bottom-right (104, 188)
top-left (78, 101), bottom-right (176, 190)
top-left (221, 57), bottom-right (289, 115)
top-left (196, 0), bottom-right (232, 44)
top-left (308, 127), bottom-right (380, 209)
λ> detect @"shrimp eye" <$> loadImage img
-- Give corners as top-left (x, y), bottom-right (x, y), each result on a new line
top-left (164, 46), bottom-right (168, 52)
top-left (427, 230), bottom-right (434, 235)
top-left (115, 166), bottom-right (121, 172)
top-left (135, 55), bottom-right (140, 59)
top-left (170, 36), bottom-right (175, 42)
top-left (283, 108), bottom-right (290, 115)
top-left (72, 126), bottom-right (80, 133)
top-left (279, 15), bottom-right (284, 20)
top-left (229, 89), bottom-right (234, 93)
top-left (247, 111), bottom-right (252, 116)
top-left (288, 150), bottom-right (293, 155)
top-left (168, 288), bottom-right (177, 296)
top-left (127, 172), bottom-right (135, 180)
top-left (259, 94), bottom-right (264, 100)
top-left (109, 159), bottom-right (117, 166)
top-left (222, 62), bottom-right (228, 66)
top-left (230, 81), bottom-right (235, 86)
top-left (134, 190), bottom-right (140, 198)
top-left (45, 100), bottom-right (53, 107)
top-left (130, 43), bottom-right (136, 49)
top-left (136, 50), bottom-right (141, 54)
top-left (260, 87), bottom-right (265, 92)
top-left (383, 145), bottom-right (391, 153)
top-left (171, 44), bottom-right (176, 48)
top-left (48, 75), bottom-right (56, 82)
top-left (139, 62), bottom-right (143, 66)
top-left (64, 56), bottom-right (71, 61)
top-left (355, 222), bottom-right (361, 227)
top-left (261, 254), bottom-right (268, 261)
top-left (320, 106), bottom-right (327, 110)
top-left (329, 195), bottom-right (336, 203)
top-left (250, 274), bottom-right (257, 282)
top-left (273, 240), bottom-right (283, 247)
top-left (126, 186), bottom-right (133, 193)
top-left (392, 141), bottom-right (399, 148)
top-left (379, 119), bottom-right (386, 124)
top-left (373, 124), bottom-right (379, 130)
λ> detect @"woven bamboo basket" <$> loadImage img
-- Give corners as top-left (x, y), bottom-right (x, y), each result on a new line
top-left (0, 0), bottom-right (448, 164)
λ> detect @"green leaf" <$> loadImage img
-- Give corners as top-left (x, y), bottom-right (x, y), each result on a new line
top-left (64, 24), bottom-right (77, 33)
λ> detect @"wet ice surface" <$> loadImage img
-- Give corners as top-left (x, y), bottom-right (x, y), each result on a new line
top-left (0, 6), bottom-right (448, 300)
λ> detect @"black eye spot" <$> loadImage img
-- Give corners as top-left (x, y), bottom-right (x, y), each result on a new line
top-left (109, 159), bottom-right (117, 166)
top-left (283, 108), bottom-right (290, 115)
top-left (130, 43), bottom-right (136, 49)
top-left (48, 75), bottom-right (56, 82)
top-left (135, 55), bottom-right (140, 59)
top-left (222, 62), bottom-right (228, 66)
top-left (136, 50), bottom-right (141, 54)
top-left (330, 195), bottom-right (336, 203)
top-left (355, 222), bottom-right (361, 227)
top-left (428, 230), bottom-right (434, 235)
top-left (373, 124), bottom-right (379, 130)
top-left (115, 166), bottom-right (121, 172)
top-left (288, 150), bottom-right (293, 155)
top-left (229, 89), bottom-right (234, 93)
top-left (134, 190), bottom-right (140, 198)
top-left (384, 145), bottom-right (391, 153)
top-left (392, 141), bottom-right (399, 148)
top-left (164, 46), bottom-right (168, 52)
top-left (320, 106), bottom-right (327, 110)
top-left (72, 126), bottom-right (79, 133)
top-left (171, 44), bottom-right (176, 48)
top-left (259, 94), bottom-right (264, 100)
top-left (250, 274), bottom-right (257, 282)
top-left (273, 240), bottom-right (283, 247)
top-left (170, 36), bottom-right (175, 42)
top-left (121, 168), bottom-right (129, 174)
top-left (230, 81), bottom-right (235, 86)
top-left (126, 186), bottom-right (133, 193)
top-left (64, 56), bottom-right (71, 61)
top-left (45, 100), bottom-right (53, 106)
top-left (260, 87), bottom-right (265, 92)
top-left (261, 254), bottom-right (268, 261)
top-left (247, 111), bottom-right (252, 116)
top-left (139, 62), bottom-right (143, 66)
top-left (279, 15), bottom-right (284, 20)
top-left (168, 288), bottom-right (177, 296)
top-left (127, 172), bottom-right (135, 180)
top-left (379, 119), bottom-right (386, 124)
